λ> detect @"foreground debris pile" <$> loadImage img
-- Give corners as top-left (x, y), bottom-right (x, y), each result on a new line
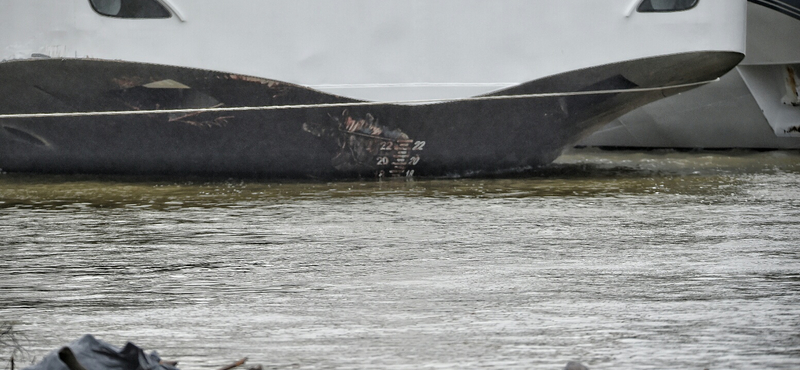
top-left (22, 335), bottom-right (260, 370)
top-left (23, 335), bottom-right (177, 370)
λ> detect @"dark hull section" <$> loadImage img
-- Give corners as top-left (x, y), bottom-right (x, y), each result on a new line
top-left (749, 0), bottom-right (800, 21)
top-left (0, 52), bottom-right (742, 178)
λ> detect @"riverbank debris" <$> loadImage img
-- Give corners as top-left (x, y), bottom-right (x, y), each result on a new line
top-left (22, 335), bottom-right (177, 370)
top-left (21, 335), bottom-right (262, 370)
top-left (216, 358), bottom-right (262, 370)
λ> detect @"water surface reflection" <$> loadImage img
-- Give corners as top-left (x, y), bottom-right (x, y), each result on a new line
top-left (1, 149), bottom-right (798, 369)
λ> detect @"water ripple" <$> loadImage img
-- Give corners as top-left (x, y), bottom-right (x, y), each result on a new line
top-left (1, 150), bottom-right (799, 369)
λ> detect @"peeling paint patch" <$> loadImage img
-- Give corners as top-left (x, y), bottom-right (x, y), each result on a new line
top-left (303, 110), bottom-right (423, 177)
top-left (227, 74), bottom-right (280, 88)
top-left (110, 78), bottom-right (231, 127)
top-left (112, 76), bottom-right (147, 89)
top-left (169, 111), bottom-right (233, 127)
top-left (143, 79), bottom-right (191, 89)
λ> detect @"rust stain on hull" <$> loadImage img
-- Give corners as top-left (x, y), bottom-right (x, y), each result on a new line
top-left (784, 66), bottom-right (800, 107)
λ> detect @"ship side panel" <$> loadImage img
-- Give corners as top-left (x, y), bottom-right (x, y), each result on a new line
top-left (2, 0), bottom-right (747, 102)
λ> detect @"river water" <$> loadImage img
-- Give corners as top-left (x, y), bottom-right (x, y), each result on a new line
top-left (1, 149), bottom-right (799, 370)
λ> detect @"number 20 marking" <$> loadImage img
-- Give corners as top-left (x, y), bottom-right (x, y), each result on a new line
top-left (376, 157), bottom-right (389, 166)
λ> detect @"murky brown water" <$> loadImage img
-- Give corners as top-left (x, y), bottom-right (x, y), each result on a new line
top-left (1, 149), bottom-right (799, 369)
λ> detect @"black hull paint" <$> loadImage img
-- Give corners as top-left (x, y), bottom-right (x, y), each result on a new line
top-left (749, 0), bottom-right (800, 21)
top-left (0, 52), bottom-right (743, 178)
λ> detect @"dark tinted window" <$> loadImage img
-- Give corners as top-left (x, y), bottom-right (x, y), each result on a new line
top-left (638, 0), bottom-right (699, 12)
top-left (89, 0), bottom-right (171, 19)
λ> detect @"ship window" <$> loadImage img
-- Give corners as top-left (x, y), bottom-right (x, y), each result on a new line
top-left (638, 0), bottom-right (699, 12)
top-left (89, 0), bottom-right (171, 19)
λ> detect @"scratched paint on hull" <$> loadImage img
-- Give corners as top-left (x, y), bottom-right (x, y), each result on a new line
top-left (0, 52), bottom-right (743, 178)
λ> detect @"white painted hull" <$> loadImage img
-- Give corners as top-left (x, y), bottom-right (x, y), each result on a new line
top-left (1, 0), bottom-right (746, 102)
top-left (579, 1), bottom-right (800, 150)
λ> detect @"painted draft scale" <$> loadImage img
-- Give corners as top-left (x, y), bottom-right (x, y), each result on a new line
top-left (0, 0), bottom-right (747, 178)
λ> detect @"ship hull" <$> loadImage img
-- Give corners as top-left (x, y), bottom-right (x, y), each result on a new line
top-left (0, 0), bottom-right (748, 177)
top-left (0, 52), bottom-right (742, 178)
